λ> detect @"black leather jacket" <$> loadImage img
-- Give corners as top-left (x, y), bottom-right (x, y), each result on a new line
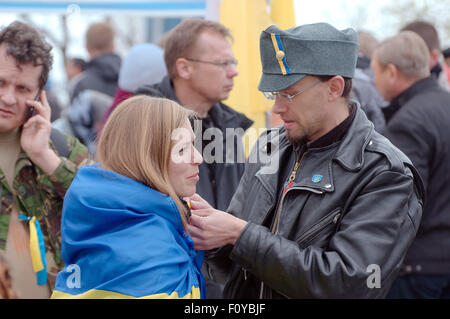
top-left (206, 104), bottom-right (424, 298)
top-left (384, 77), bottom-right (450, 275)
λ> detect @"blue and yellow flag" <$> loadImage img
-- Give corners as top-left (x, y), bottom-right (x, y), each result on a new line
top-left (18, 215), bottom-right (47, 285)
top-left (52, 165), bottom-right (205, 299)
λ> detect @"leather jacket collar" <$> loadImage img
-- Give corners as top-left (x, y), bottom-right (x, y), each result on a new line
top-left (257, 102), bottom-right (373, 195)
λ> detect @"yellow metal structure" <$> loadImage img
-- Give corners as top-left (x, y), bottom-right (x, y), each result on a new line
top-left (219, 0), bottom-right (296, 154)
top-left (220, 0), bottom-right (272, 154)
top-left (270, 0), bottom-right (296, 30)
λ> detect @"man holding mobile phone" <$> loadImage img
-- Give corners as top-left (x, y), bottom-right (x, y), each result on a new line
top-left (0, 21), bottom-right (91, 298)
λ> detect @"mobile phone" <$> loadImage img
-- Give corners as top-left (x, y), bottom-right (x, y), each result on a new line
top-left (26, 91), bottom-right (40, 120)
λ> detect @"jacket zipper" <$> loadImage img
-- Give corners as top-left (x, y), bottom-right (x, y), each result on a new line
top-left (259, 210), bottom-right (341, 299)
top-left (259, 152), bottom-right (305, 299)
top-left (296, 210), bottom-right (341, 248)
top-left (271, 153), bottom-right (304, 235)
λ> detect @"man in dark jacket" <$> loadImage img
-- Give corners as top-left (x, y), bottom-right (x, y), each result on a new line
top-left (136, 19), bottom-right (253, 298)
top-left (70, 22), bottom-right (121, 103)
top-left (383, 21), bottom-right (449, 123)
top-left (68, 22), bottom-right (121, 153)
top-left (187, 23), bottom-right (424, 299)
top-left (372, 31), bottom-right (450, 298)
top-left (401, 20), bottom-right (449, 92)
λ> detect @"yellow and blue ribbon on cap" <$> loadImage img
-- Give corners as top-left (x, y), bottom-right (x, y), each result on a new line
top-left (270, 33), bottom-right (291, 75)
top-left (18, 214), bottom-right (48, 285)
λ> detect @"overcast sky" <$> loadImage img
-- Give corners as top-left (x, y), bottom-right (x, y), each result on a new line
top-left (0, 0), bottom-right (447, 100)
top-left (294, 0), bottom-right (450, 46)
top-left (294, 0), bottom-right (396, 40)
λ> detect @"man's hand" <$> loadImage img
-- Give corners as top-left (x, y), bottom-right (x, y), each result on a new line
top-left (187, 194), bottom-right (247, 251)
top-left (186, 193), bottom-right (213, 210)
top-left (21, 90), bottom-right (61, 175)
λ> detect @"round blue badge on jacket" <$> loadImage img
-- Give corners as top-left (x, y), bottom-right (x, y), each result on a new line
top-left (312, 175), bottom-right (323, 183)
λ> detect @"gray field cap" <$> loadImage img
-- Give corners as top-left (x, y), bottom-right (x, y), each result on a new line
top-left (258, 23), bottom-right (359, 92)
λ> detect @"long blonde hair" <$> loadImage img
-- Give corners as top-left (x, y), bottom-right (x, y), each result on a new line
top-left (97, 95), bottom-right (194, 230)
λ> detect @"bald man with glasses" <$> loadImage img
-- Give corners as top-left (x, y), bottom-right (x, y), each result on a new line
top-left (187, 22), bottom-right (424, 299)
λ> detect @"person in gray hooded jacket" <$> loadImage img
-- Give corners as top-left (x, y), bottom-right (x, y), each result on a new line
top-left (69, 22), bottom-right (121, 103)
top-left (187, 22), bottom-right (424, 299)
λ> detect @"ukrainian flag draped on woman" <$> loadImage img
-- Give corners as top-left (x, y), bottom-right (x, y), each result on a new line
top-left (51, 165), bottom-right (205, 299)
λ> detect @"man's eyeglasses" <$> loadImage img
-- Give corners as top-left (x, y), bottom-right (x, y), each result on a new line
top-left (263, 80), bottom-right (322, 103)
top-left (186, 58), bottom-right (238, 69)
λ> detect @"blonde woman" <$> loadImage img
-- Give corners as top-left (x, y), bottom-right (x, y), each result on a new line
top-left (51, 96), bottom-right (204, 299)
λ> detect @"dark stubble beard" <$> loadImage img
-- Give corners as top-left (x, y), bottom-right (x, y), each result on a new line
top-left (286, 130), bottom-right (308, 147)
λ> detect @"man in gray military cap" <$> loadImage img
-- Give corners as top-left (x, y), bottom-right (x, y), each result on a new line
top-left (187, 23), bottom-right (424, 298)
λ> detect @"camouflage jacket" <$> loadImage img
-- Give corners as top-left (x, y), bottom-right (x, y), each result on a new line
top-left (0, 133), bottom-right (91, 289)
